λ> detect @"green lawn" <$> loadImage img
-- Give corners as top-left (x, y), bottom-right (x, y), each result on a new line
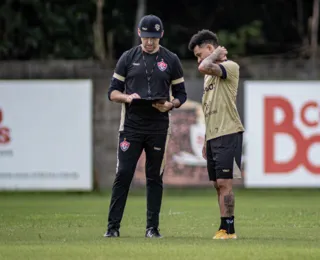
top-left (0, 189), bottom-right (319, 260)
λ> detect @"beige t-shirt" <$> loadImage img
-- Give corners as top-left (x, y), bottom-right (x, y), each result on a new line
top-left (202, 60), bottom-right (245, 141)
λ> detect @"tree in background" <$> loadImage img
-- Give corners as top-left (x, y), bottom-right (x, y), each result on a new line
top-left (93, 0), bottom-right (106, 61)
top-left (133, 0), bottom-right (146, 46)
top-left (0, 0), bottom-right (94, 59)
top-left (0, 0), bottom-right (318, 63)
top-left (310, 0), bottom-right (319, 77)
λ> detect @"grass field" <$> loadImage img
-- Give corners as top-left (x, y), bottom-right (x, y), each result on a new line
top-left (0, 188), bottom-right (320, 260)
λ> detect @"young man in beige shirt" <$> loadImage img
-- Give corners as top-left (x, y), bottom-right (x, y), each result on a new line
top-left (188, 29), bottom-right (245, 239)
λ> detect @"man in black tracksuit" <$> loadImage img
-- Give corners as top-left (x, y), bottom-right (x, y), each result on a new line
top-left (104, 14), bottom-right (187, 238)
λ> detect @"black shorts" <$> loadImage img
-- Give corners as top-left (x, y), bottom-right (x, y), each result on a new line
top-left (206, 132), bottom-right (243, 181)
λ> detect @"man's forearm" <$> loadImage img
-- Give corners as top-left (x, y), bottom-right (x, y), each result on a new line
top-left (201, 51), bottom-right (219, 68)
top-left (198, 50), bottom-right (222, 76)
top-left (171, 82), bottom-right (187, 108)
top-left (110, 90), bottom-right (129, 103)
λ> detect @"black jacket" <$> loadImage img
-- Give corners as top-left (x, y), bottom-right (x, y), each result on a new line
top-left (108, 45), bottom-right (187, 134)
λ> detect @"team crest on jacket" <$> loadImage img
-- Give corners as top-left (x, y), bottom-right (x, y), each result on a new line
top-left (157, 60), bottom-right (167, 71)
top-left (120, 138), bottom-right (130, 152)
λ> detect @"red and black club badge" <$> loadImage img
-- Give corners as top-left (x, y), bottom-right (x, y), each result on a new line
top-left (120, 138), bottom-right (130, 152)
top-left (157, 59), bottom-right (167, 71)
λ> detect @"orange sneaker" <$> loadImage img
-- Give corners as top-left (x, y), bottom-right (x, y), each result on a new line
top-left (213, 229), bottom-right (229, 240)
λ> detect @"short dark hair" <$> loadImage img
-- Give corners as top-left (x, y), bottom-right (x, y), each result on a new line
top-left (188, 29), bottom-right (219, 51)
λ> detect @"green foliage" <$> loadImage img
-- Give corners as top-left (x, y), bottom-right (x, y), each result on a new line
top-left (0, 0), bottom-right (95, 59)
top-left (0, 0), bottom-right (311, 60)
top-left (217, 20), bottom-right (264, 57)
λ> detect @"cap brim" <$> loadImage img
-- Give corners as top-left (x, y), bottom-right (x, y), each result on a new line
top-left (140, 32), bottom-right (162, 38)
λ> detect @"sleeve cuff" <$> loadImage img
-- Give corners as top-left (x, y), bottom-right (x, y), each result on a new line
top-left (219, 64), bottom-right (227, 79)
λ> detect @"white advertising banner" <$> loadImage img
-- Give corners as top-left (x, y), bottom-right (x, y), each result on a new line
top-left (0, 80), bottom-right (92, 190)
top-left (244, 81), bottom-right (320, 187)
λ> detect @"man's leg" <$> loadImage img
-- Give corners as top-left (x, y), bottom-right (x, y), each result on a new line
top-left (105, 132), bottom-right (144, 236)
top-left (207, 141), bottom-right (227, 237)
top-left (213, 181), bottom-right (222, 218)
top-left (214, 180), bottom-right (234, 233)
top-left (144, 133), bottom-right (168, 237)
top-left (210, 133), bottom-right (242, 239)
top-left (206, 140), bottom-right (220, 213)
top-left (207, 140), bottom-right (228, 239)
top-left (216, 179), bottom-right (234, 234)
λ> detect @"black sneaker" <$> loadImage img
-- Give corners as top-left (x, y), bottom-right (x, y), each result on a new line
top-left (145, 227), bottom-right (162, 238)
top-left (103, 229), bottom-right (120, 238)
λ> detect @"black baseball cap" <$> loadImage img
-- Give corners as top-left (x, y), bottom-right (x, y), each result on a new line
top-left (138, 15), bottom-right (164, 38)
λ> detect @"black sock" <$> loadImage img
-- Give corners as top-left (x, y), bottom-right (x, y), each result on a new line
top-left (220, 216), bottom-right (235, 234)
top-left (226, 216), bottom-right (235, 234)
top-left (220, 217), bottom-right (228, 231)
